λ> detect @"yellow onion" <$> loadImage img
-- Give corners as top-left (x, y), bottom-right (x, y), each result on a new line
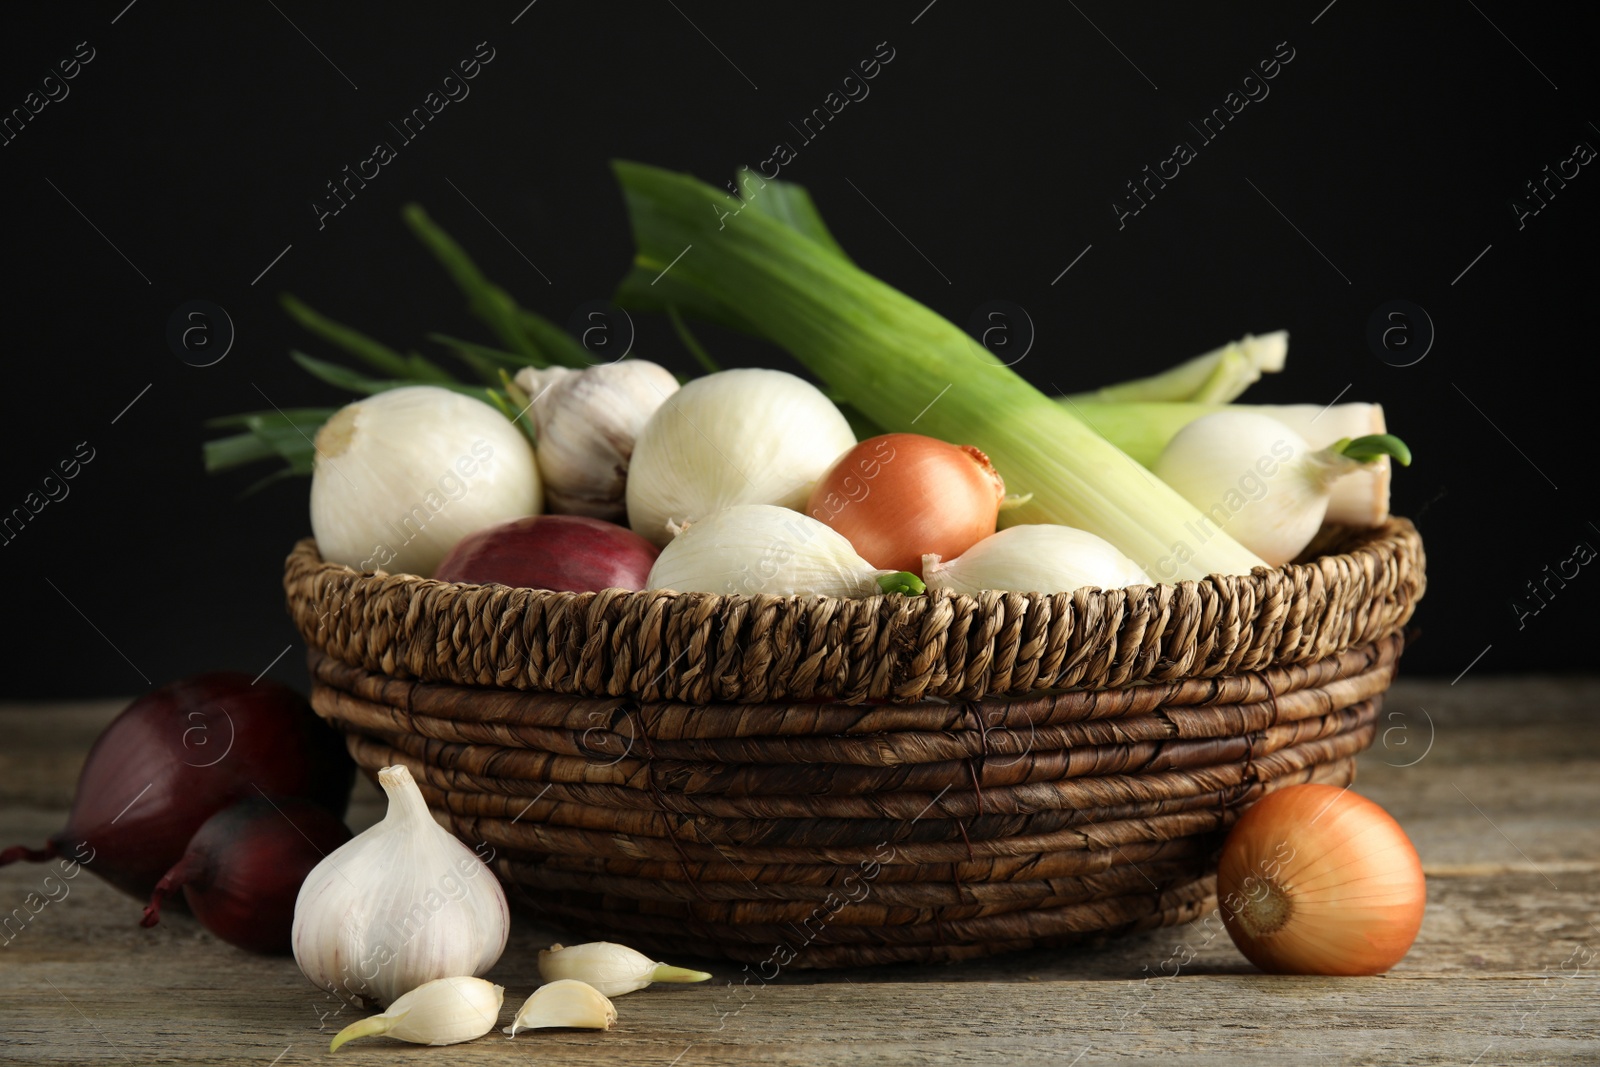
top-left (807, 433), bottom-right (1004, 576)
top-left (1217, 784), bottom-right (1426, 975)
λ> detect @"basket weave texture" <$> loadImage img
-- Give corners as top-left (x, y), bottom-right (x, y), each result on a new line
top-left (286, 520), bottom-right (1423, 705)
top-left (286, 519), bottom-right (1424, 967)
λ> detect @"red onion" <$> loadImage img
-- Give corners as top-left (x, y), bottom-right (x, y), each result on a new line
top-left (0, 672), bottom-right (353, 900)
top-left (433, 514), bottom-right (660, 592)
top-left (141, 797), bottom-right (351, 954)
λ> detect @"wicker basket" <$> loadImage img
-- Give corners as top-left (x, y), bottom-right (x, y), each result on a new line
top-left (285, 518), bottom-right (1424, 968)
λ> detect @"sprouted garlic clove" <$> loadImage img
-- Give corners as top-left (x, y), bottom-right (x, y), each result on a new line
top-left (502, 979), bottom-right (618, 1036)
top-left (538, 940), bottom-right (713, 997)
top-left (329, 976), bottom-right (504, 1051)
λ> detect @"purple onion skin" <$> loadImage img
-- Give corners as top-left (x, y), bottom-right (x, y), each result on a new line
top-left (1, 672), bottom-right (354, 900)
top-left (141, 797), bottom-right (351, 954)
top-left (433, 514), bottom-right (660, 592)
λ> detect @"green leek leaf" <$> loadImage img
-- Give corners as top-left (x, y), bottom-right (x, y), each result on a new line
top-left (279, 295), bottom-right (455, 382)
top-left (402, 203), bottom-right (543, 363)
top-left (516, 309), bottom-right (594, 369)
top-left (290, 351), bottom-right (498, 403)
top-left (734, 170), bottom-right (853, 262)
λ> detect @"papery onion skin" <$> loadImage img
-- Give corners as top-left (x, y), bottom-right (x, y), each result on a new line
top-left (432, 515), bottom-right (660, 592)
top-left (1152, 411), bottom-right (1321, 566)
top-left (0, 673), bottom-right (354, 900)
top-left (646, 503), bottom-right (888, 598)
top-left (922, 524), bottom-right (1150, 594)
top-left (1218, 784), bottom-right (1426, 976)
top-left (310, 386), bottom-right (542, 578)
top-left (140, 797), bottom-right (352, 954)
top-left (625, 368), bottom-right (856, 546)
top-left (807, 433), bottom-right (1005, 575)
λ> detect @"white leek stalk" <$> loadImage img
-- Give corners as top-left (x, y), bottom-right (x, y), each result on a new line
top-left (1152, 411), bottom-right (1411, 566)
top-left (923, 525), bottom-right (1150, 594)
top-left (625, 368), bottom-right (857, 546)
top-left (1060, 400), bottom-right (1392, 527)
top-left (1063, 331), bottom-right (1288, 405)
top-left (329, 976), bottom-right (503, 1051)
top-left (537, 941), bottom-right (711, 997)
top-left (310, 385), bottom-right (541, 577)
top-left (647, 504), bottom-right (923, 598)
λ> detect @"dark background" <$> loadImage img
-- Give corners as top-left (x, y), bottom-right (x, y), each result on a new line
top-left (1, 1), bottom-right (1593, 699)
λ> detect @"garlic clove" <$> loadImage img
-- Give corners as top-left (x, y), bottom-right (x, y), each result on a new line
top-left (329, 976), bottom-right (504, 1051)
top-left (502, 979), bottom-right (618, 1036)
top-left (538, 941), bottom-right (712, 997)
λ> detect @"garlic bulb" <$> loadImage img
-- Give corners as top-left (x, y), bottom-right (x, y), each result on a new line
top-left (625, 368), bottom-right (856, 546)
top-left (329, 976), bottom-right (503, 1051)
top-left (538, 941), bottom-right (711, 997)
top-left (647, 504), bottom-right (922, 598)
top-left (503, 979), bottom-right (617, 1035)
top-left (311, 386), bottom-right (541, 577)
top-left (515, 360), bottom-right (679, 521)
top-left (1153, 411), bottom-right (1412, 566)
top-left (923, 525), bottom-right (1151, 594)
top-left (292, 765), bottom-right (509, 1008)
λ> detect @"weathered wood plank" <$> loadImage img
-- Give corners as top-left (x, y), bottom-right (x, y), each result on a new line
top-left (1, 677), bottom-right (1595, 1064)
top-left (2, 963), bottom-right (1595, 1065)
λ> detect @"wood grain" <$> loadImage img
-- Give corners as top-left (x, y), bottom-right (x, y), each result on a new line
top-left (2, 677), bottom-right (1595, 1064)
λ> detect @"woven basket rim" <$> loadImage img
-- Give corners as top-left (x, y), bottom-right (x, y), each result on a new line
top-left (284, 517), bottom-right (1424, 704)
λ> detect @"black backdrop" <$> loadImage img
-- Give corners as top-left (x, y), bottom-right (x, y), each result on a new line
top-left (1, 1), bottom-right (1594, 699)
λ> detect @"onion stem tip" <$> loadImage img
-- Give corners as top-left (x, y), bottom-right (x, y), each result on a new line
top-left (876, 571), bottom-right (926, 596)
top-left (1335, 433), bottom-right (1412, 467)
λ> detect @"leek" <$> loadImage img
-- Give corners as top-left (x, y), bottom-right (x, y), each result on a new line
top-left (1062, 331), bottom-right (1287, 405)
top-left (614, 168), bottom-right (850, 335)
top-left (1065, 400), bottom-right (1392, 527)
top-left (611, 161), bottom-right (1266, 581)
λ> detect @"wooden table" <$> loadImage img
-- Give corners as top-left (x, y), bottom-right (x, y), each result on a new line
top-left (3, 677), bottom-right (1595, 1065)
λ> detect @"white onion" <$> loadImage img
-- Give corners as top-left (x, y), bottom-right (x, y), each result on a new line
top-left (625, 368), bottom-right (856, 546)
top-left (310, 386), bottom-right (540, 577)
top-left (647, 504), bottom-right (892, 597)
top-left (1152, 411), bottom-right (1408, 567)
top-left (923, 525), bottom-right (1151, 594)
